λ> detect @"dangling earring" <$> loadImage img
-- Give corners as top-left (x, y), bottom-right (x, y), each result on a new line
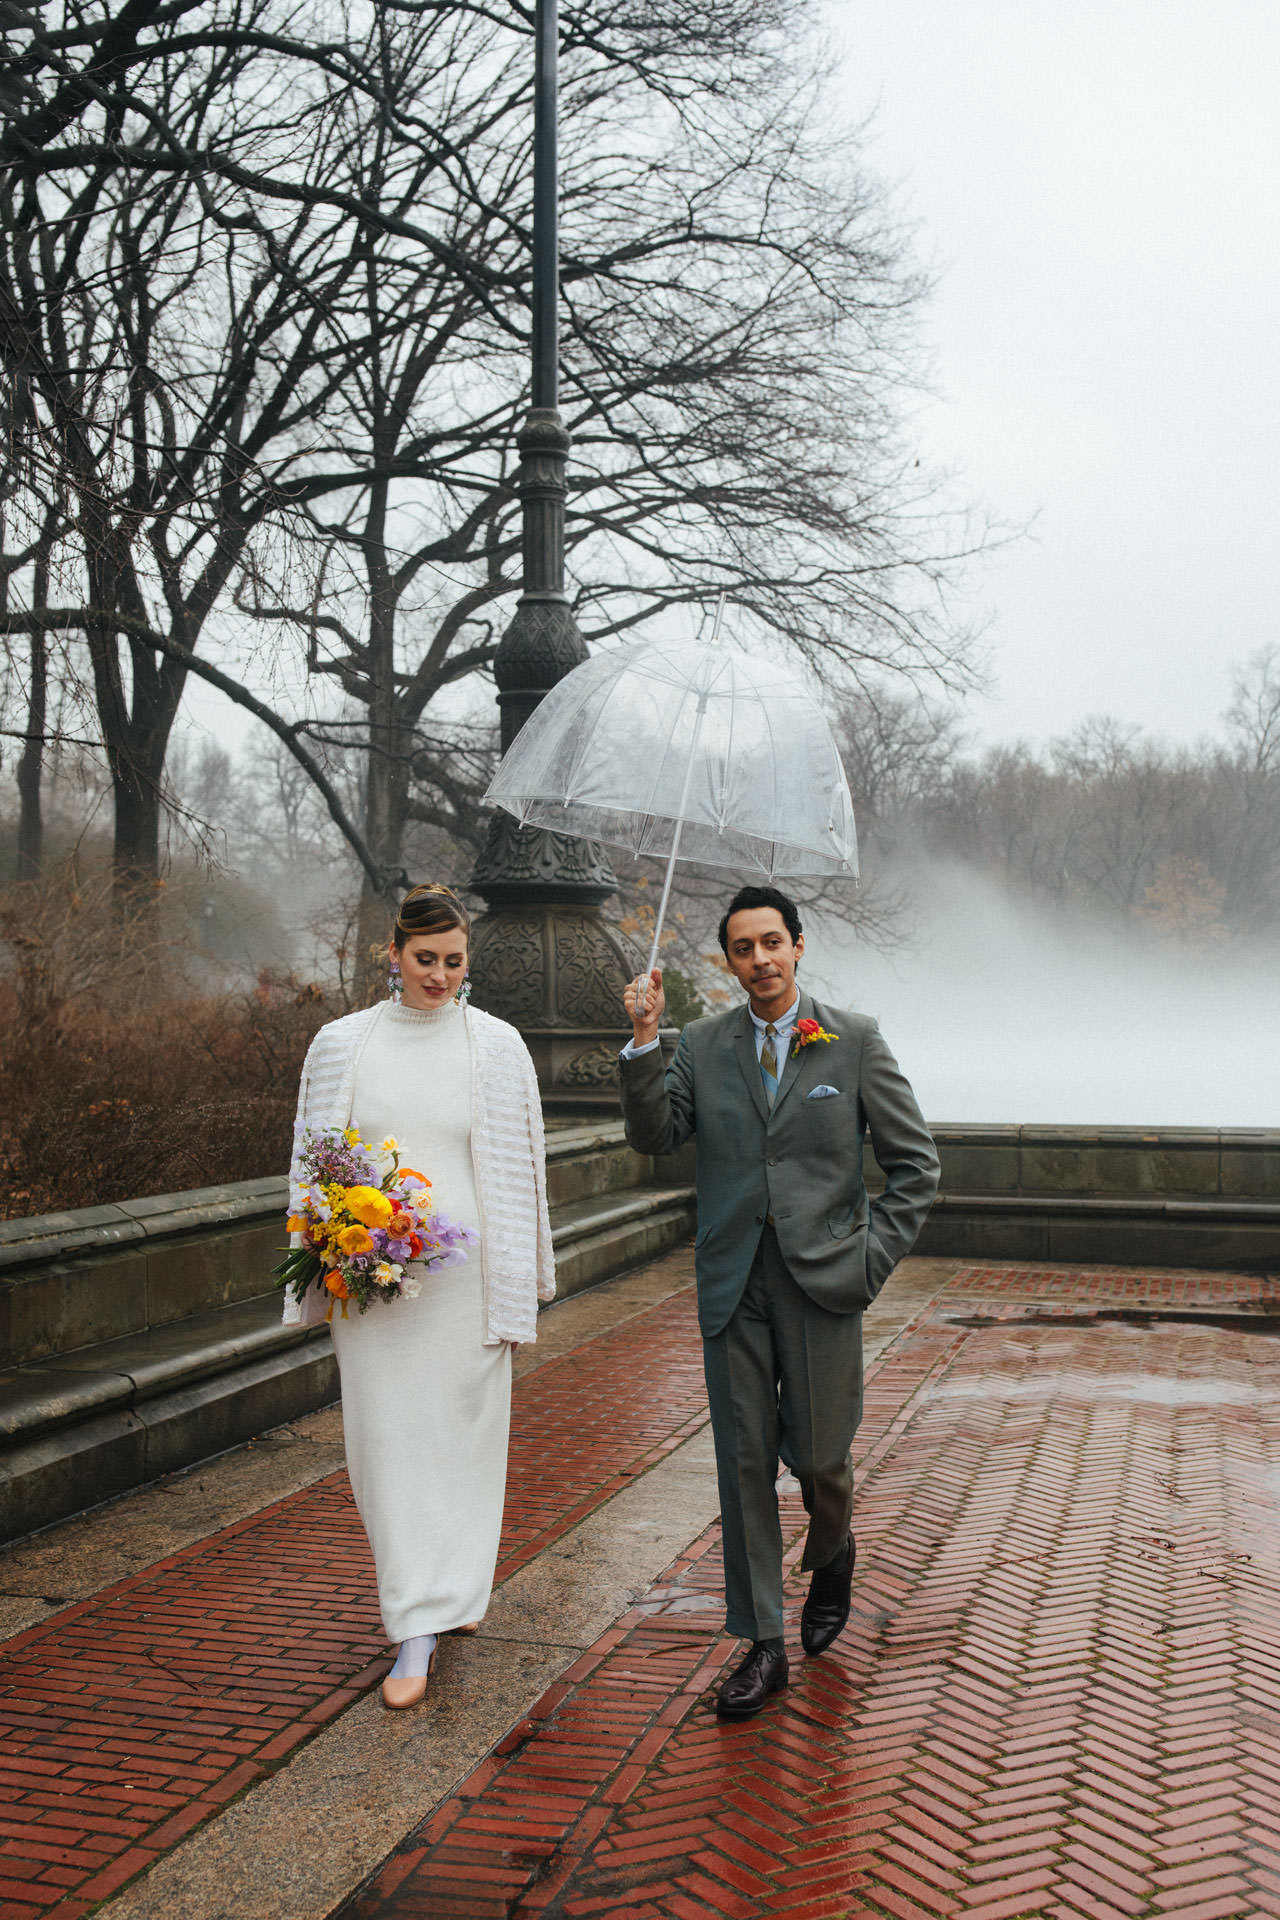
top-left (454, 969), bottom-right (471, 1007)
top-left (388, 955), bottom-right (403, 1002)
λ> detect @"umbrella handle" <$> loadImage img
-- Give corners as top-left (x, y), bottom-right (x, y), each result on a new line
top-left (634, 816), bottom-right (686, 1017)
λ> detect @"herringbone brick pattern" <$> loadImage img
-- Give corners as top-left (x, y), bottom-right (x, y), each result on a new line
top-left (945, 1265), bottom-right (1278, 1307)
top-left (0, 1277), bottom-right (708, 1920)
top-left (342, 1267), bottom-right (1280, 1920)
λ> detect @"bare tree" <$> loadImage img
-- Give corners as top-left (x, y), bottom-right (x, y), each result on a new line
top-left (230, 0), bottom-right (986, 961)
top-left (1214, 645), bottom-right (1280, 935)
top-left (908, 679), bottom-right (1280, 950)
top-left (1, 0), bottom-right (473, 894)
top-left (2, 0), bottom-right (983, 928)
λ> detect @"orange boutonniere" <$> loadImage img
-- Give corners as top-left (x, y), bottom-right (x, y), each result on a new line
top-left (793, 1017), bottom-right (837, 1054)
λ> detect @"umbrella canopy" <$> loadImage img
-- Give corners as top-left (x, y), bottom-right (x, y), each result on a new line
top-left (484, 632), bottom-right (858, 880)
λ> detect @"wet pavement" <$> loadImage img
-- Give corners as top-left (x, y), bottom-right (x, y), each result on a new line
top-left (3, 1254), bottom-right (1279, 1919)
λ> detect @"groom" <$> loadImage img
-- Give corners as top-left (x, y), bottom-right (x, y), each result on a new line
top-left (620, 885), bottom-right (939, 1719)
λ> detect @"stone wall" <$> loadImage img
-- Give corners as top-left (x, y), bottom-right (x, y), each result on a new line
top-left (4, 1124), bottom-right (1277, 1376)
top-left (878, 1126), bottom-right (1280, 1273)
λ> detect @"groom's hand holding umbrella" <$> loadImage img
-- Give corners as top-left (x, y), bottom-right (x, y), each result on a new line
top-left (624, 968), bottom-right (666, 1048)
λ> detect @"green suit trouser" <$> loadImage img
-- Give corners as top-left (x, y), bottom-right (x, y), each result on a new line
top-left (702, 1225), bottom-right (865, 1642)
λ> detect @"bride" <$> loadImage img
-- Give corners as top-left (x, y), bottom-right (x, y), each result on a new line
top-left (284, 883), bottom-right (554, 1707)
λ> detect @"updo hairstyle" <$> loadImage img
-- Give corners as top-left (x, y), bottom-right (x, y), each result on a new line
top-left (392, 883), bottom-right (471, 950)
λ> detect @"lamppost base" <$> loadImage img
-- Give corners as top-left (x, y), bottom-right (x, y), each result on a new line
top-left (467, 901), bottom-right (639, 1110)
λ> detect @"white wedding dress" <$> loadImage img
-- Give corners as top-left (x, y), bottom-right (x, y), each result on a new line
top-left (329, 997), bottom-right (511, 1640)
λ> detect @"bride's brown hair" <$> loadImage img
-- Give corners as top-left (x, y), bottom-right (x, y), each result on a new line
top-left (393, 883), bottom-right (471, 945)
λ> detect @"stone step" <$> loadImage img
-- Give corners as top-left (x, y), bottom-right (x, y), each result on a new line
top-left (0, 1179), bottom-right (695, 1545)
top-left (553, 1185), bottom-right (696, 1296)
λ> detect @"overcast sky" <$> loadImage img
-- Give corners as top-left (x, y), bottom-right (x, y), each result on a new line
top-left (825, 0), bottom-right (1280, 751)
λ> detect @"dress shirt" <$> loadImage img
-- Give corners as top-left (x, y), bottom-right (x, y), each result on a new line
top-left (747, 994), bottom-right (800, 1065)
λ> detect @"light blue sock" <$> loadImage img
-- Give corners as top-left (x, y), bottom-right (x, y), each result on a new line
top-left (389, 1633), bottom-right (437, 1679)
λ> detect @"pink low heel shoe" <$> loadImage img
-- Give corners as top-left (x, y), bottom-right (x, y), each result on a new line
top-left (381, 1640), bottom-right (438, 1711)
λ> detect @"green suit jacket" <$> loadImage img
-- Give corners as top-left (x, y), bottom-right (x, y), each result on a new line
top-left (620, 992), bottom-right (940, 1337)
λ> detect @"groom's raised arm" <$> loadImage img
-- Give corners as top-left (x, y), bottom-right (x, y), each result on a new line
top-left (620, 1028), bottom-right (696, 1155)
top-left (619, 966), bottom-right (695, 1155)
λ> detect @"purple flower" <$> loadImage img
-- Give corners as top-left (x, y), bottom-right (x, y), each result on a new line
top-left (302, 1126), bottom-right (379, 1189)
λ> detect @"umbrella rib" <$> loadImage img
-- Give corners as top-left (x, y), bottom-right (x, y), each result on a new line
top-left (637, 686), bottom-right (711, 1012)
top-left (755, 667), bottom-right (783, 877)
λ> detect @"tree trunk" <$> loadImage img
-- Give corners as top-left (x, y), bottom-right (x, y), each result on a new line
top-left (354, 749), bottom-right (412, 1000)
top-left (110, 743), bottom-right (162, 891)
top-left (79, 518), bottom-right (189, 905)
top-left (16, 536), bottom-right (52, 881)
top-left (15, 624), bottom-right (46, 881)
top-left (353, 472), bottom-right (410, 998)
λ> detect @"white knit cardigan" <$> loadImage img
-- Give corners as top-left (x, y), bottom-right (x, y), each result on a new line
top-left (282, 1000), bottom-right (555, 1343)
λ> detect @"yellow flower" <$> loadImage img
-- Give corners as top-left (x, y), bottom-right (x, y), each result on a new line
top-left (344, 1185), bottom-right (393, 1229)
top-left (381, 1136), bottom-right (398, 1153)
top-left (343, 1126), bottom-right (360, 1145)
top-left (337, 1223), bottom-right (375, 1256)
top-left (285, 1214), bottom-right (307, 1234)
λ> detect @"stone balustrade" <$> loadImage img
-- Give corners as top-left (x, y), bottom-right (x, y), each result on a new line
top-left (3, 1122), bottom-right (1277, 1542)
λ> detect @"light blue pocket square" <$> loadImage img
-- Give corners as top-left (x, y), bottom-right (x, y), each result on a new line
top-left (807, 1085), bottom-right (841, 1100)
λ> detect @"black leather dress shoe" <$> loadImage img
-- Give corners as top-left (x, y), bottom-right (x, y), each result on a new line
top-left (800, 1532), bottom-right (856, 1655)
top-left (715, 1642), bottom-right (789, 1720)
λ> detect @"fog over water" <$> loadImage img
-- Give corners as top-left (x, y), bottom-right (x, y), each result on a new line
top-left (805, 861), bottom-right (1276, 1131)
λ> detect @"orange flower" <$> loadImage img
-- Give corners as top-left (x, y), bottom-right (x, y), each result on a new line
top-left (389, 1211), bottom-right (413, 1235)
top-left (397, 1168), bottom-right (430, 1186)
top-left (324, 1271), bottom-right (349, 1298)
top-left (407, 1231), bottom-right (423, 1257)
top-left (337, 1223), bottom-right (375, 1256)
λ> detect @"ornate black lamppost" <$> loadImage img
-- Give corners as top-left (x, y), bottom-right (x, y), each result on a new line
top-left (468, 0), bottom-right (634, 1107)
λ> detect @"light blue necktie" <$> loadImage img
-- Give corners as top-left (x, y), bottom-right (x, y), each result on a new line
top-left (760, 1023), bottom-right (779, 1108)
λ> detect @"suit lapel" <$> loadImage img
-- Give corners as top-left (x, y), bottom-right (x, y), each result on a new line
top-left (733, 1005), bottom-right (771, 1124)
top-left (769, 991), bottom-right (815, 1117)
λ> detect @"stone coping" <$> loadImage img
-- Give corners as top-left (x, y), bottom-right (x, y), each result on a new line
top-left (0, 1123), bottom-right (643, 1274)
top-left (932, 1122), bottom-right (1280, 1143)
top-left (0, 1178), bottom-right (289, 1272)
top-left (929, 1189), bottom-right (1280, 1221)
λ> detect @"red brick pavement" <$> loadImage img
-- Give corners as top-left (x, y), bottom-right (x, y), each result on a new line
top-left (336, 1267), bottom-right (1280, 1920)
top-left (0, 1274), bottom-right (709, 1920)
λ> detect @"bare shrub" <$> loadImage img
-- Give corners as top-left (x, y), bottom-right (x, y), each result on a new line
top-left (0, 869), bottom-right (335, 1217)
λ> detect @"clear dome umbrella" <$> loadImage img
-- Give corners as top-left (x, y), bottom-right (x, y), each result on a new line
top-left (484, 606), bottom-right (858, 1010)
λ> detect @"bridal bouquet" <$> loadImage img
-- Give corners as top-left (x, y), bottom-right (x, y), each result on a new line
top-left (276, 1125), bottom-right (477, 1316)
